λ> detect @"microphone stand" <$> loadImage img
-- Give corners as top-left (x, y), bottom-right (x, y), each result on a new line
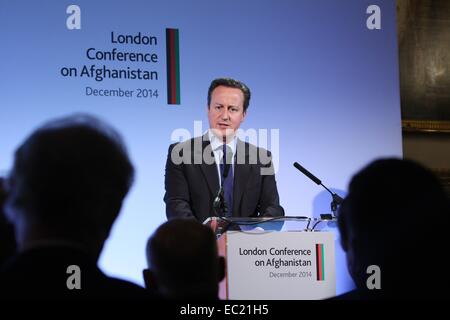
top-left (212, 142), bottom-right (232, 237)
top-left (320, 183), bottom-right (343, 218)
top-left (213, 143), bottom-right (231, 217)
top-left (293, 162), bottom-right (343, 218)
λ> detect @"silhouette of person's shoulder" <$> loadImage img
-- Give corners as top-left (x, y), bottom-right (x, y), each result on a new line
top-left (0, 246), bottom-right (153, 300)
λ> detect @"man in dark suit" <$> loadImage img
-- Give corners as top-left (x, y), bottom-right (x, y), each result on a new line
top-left (164, 78), bottom-right (284, 222)
top-left (0, 114), bottom-right (151, 299)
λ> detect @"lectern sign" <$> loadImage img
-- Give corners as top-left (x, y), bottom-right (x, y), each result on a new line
top-left (222, 231), bottom-right (335, 299)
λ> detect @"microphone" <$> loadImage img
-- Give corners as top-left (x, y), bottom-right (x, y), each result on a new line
top-left (213, 186), bottom-right (224, 214)
top-left (222, 146), bottom-right (233, 179)
top-left (213, 144), bottom-right (233, 216)
top-left (293, 162), bottom-right (343, 217)
top-left (293, 162), bottom-right (321, 185)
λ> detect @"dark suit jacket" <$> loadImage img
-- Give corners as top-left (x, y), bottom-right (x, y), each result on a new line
top-left (164, 134), bottom-right (284, 222)
top-left (0, 245), bottom-right (153, 300)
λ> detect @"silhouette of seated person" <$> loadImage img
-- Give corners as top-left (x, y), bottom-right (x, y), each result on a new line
top-left (0, 178), bottom-right (16, 266)
top-left (336, 158), bottom-right (450, 299)
top-left (143, 219), bottom-right (225, 299)
top-left (0, 114), bottom-right (150, 299)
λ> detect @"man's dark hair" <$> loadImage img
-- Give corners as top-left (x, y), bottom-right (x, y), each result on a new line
top-left (5, 114), bottom-right (134, 247)
top-left (338, 158), bottom-right (448, 240)
top-left (145, 219), bottom-right (223, 299)
top-left (207, 78), bottom-right (251, 112)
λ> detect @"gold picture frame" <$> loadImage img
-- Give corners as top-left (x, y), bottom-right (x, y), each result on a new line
top-left (402, 120), bottom-right (450, 133)
top-left (398, 0), bottom-right (450, 132)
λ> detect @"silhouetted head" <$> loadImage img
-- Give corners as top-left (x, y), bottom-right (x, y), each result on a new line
top-left (4, 114), bottom-right (134, 259)
top-left (144, 219), bottom-right (225, 299)
top-left (338, 158), bottom-right (449, 298)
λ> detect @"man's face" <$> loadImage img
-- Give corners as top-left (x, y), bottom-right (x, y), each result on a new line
top-left (207, 86), bottom-right (246, 140)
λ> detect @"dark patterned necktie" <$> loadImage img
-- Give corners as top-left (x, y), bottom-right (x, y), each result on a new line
top-left (220, 144), bottom-right (234, 217)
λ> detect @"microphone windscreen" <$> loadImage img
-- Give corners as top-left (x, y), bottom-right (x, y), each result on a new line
top-left (293, 162), bottom-right (321, 185)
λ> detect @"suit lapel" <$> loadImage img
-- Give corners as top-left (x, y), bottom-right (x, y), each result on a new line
top-left (233, 139), bottom-right (251, 216)
top-left (198, 135), bottom-right (220, 195)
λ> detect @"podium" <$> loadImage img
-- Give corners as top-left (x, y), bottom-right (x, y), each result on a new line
top-left (204, 216), bottom-right (336, 300)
